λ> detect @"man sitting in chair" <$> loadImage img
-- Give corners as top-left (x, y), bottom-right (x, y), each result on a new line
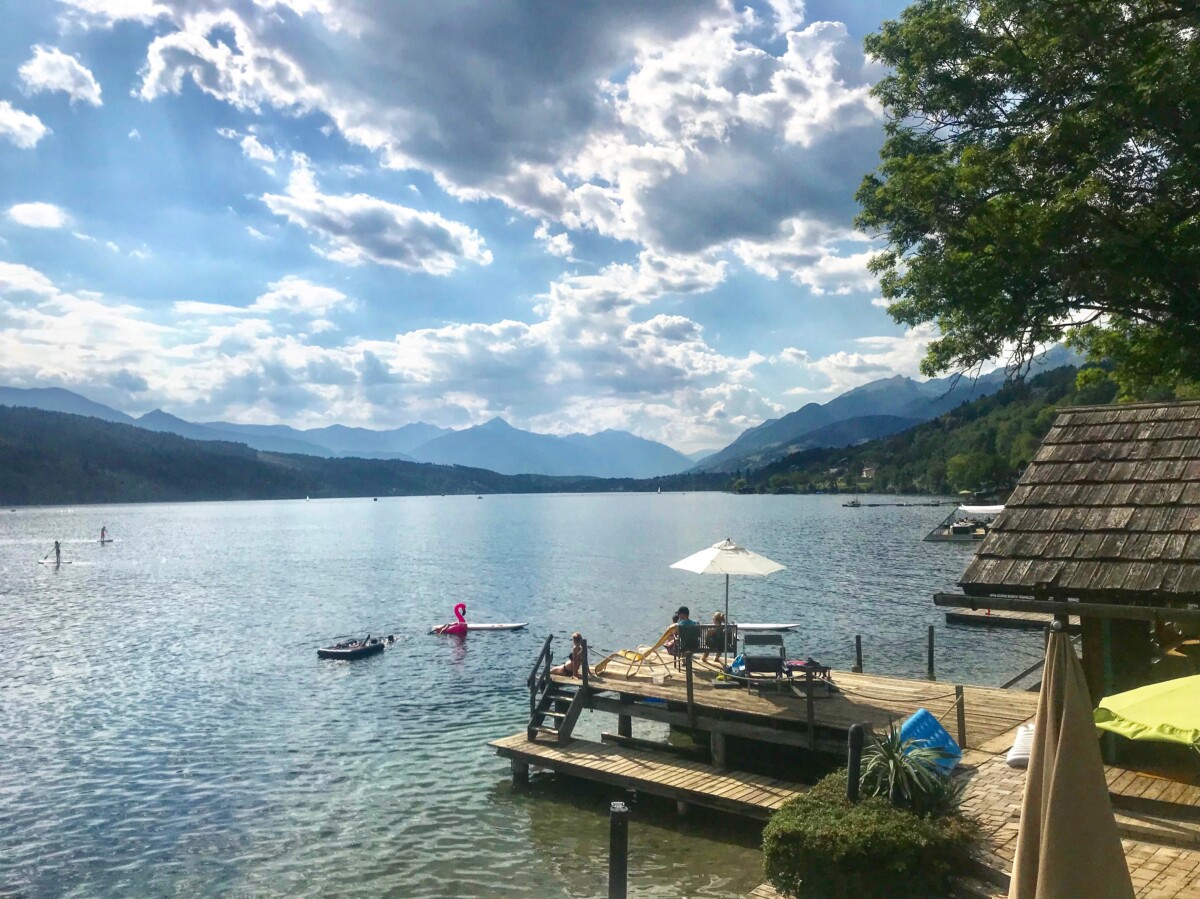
top-left (673, 606), bottom-right (701, 668)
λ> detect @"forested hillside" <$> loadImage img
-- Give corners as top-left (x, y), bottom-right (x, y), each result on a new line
top-left (0, 407), bottom-right (726, 505)
top-left (743, 365), bottom-right (1117, 495)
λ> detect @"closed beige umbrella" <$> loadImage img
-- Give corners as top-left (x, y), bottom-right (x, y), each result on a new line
top-left (1008, 630), bottom-right (1134, 899)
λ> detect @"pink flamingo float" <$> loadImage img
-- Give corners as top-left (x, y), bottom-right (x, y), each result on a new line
top-left (432, 602), bottom-right (469, 635)
top-left (430, 602), bottom-right (528, 634)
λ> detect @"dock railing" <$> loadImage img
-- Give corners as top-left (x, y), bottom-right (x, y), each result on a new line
top-left (528, 634), bottom-right (553, 718)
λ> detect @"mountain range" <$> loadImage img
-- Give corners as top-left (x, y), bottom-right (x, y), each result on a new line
top-left (0, 386), bottom-right (694, 478)
top-left (0, 346), bottom-right (1079, 479)
top-left (691, 345), bottom-right (1081, 473)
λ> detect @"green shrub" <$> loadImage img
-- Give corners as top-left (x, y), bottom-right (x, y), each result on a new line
top-left (762, 772), bottom-right (978, 899)
top-left (859, 724), bottom-right (964, 818)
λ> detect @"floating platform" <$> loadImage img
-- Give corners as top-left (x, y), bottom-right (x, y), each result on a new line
top-left (491, 733), bottom-right (805, 820)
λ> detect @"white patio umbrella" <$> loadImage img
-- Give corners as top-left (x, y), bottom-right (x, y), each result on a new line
top-left (670, 538), bottom-right (786, 662)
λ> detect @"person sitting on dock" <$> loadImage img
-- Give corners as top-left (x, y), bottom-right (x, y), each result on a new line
top-left (664, 612), bottom-right (680, 656)
top-left (673, 607), bottom-right (701, 669)
top-left (702, 611), bottom-right (727, 663)
top-left (551, 632), bottom-right (586, 678)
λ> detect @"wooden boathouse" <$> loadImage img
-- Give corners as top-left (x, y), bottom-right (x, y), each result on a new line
top-left (936, 401), bottom-right (1200, 701)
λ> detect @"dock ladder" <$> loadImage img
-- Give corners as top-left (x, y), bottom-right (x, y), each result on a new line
top-left (526, 634), bottom-right (590, 744)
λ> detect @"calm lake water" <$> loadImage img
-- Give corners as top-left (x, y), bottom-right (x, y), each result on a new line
top-left (0, 493), bottom-right (1044, 897)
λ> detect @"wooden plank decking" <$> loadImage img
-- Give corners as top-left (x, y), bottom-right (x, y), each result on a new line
top-left (574, 659), bottom-right (1039, 750)
top-left (490, 732), bottom-right (805, 819)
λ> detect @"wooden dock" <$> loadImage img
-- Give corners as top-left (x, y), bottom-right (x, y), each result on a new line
top-left (490, 733), bottom-right (805, 819)
top-left (504, 635), bottom-right (1200, 898)
top-left (945, 606), bottom-right (1081, 633)
top-left (580, 652), bottom-right (1039, 752)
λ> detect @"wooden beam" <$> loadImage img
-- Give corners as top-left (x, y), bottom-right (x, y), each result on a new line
top-left (586, 694), bottom-right (847, 754)
top-left (934, 593), bottom-right (1200, 624)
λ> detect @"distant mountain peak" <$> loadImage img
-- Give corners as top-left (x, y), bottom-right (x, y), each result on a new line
top-left (479, 417), bottom-right (514, 430)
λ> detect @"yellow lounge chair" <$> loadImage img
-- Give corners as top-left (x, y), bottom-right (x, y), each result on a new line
top-left (593, 624), bottom-right (677, 678)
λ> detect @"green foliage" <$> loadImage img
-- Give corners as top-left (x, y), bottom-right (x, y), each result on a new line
top-left (857, 0), bottom-right (1200, 387)
top-left (945, 451), bottom-right (995, 493)
top-left (860, 725), bottom-right (965, 818)
top-left (762, 772), bottom-right (978, 899)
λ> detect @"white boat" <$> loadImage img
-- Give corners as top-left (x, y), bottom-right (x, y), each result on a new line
top-left (923, 504), bottom-right (1004, 542)
top-left (738, 622), bottom-right (801, 631)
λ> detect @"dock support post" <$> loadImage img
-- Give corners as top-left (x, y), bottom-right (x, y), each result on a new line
top-left (608, 801), bottom-right (629, 899)
top-left (955, 685), bottom-right (967, 749)
top-left (685, 654), bottom-right (696, 729)
top-left (846, 724), bottom-right (864, 802)
top-left (927, 625), bottom-right (936, 680)
top-left (710, 731), bottom-right (727, 771)
top-left (805, 669), bottom-right (816, 750)
top-left (512, 759), bottom-right (529, 786)
top-left (618, 714), bottom-right (632, 739)
top-left (853, 634), bottom-right (863, 673)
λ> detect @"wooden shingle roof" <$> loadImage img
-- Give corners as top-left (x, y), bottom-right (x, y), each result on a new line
top-left (960, 401), bottom-right (1200, 601)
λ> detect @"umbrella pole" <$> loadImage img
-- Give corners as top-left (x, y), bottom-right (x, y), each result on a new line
top-left (723, 573), bottom-right (730, 667)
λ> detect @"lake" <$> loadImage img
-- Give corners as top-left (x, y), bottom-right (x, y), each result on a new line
top-left (0, 493), bottom-right (1043, 897)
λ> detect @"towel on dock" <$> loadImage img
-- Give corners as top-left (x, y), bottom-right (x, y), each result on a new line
top-left (1007, 723), bottom-right (1035, 768)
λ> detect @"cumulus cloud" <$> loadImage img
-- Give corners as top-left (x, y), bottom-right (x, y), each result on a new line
top-left (18, 46), bottom-right (103, 106)
top-left (30, 1), bottom-right (908, 446)
top-left (249, 276), bottom-right (349, 315)
top-left (792, 250), bottom-right (878, 295)
top-left (0, 101), bottom-right (49, 148)
top-left (782, 323), bottom-right (939, 397)
top-left (0, 261), bottom-right (58, 295)
top-left (104, 2), bottom-right (880, 269)
top-left (8, 203), bottom-right (70, 229)
top-left (263, 160), bottom-right (492, 273)
top-left (534, 223), bottom-right (574, 259)
top-left (217, 126), bottom-right (277, 167)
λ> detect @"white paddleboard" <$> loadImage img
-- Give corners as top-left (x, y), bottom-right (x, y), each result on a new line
top-left (467, 622), bottom-right (528, 631)
top-left (99, 539), bottom-right (114, 544)
top-left (38, 560), bottom-right (72, 565)
top-left (738, 623), bottom-right (801, 631)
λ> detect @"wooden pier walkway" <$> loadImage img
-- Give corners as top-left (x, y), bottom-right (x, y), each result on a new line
top-left (507, 636), bottom-right (1200, 898)
top-left (490, 733), bottom-right (805, 819)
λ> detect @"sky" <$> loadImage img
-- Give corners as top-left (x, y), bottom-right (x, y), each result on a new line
top-left (0, 0), bottom-right (923, 452)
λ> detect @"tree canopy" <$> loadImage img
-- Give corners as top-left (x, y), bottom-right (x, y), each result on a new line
top-left (857, 0), bottom-right (1200, 391)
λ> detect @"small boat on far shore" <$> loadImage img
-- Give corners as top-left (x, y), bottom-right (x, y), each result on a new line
top-left (317, 636), bottom-right (390, 660)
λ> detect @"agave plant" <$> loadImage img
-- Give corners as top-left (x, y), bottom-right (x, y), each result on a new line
top-left (860, 723), bottom-right (964, 818)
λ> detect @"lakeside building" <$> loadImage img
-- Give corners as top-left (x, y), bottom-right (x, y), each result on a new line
top-left (937, 401), bottom-right (1200, 707)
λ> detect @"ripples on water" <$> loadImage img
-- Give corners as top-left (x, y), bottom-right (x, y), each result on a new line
top-left (0, 494), bottom-right (1042, 897)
